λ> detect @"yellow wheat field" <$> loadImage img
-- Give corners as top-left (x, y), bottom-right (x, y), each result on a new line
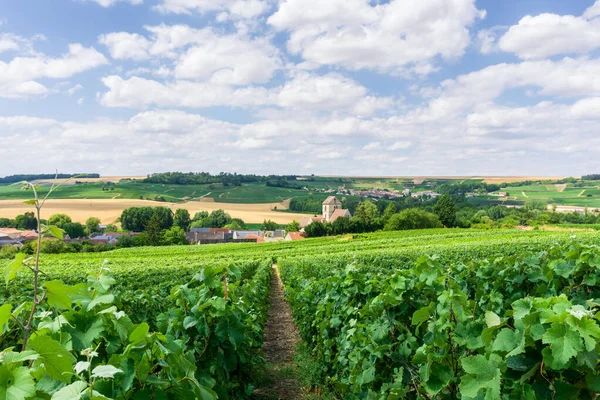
top-left (0, 199), bottom-right (309, 225)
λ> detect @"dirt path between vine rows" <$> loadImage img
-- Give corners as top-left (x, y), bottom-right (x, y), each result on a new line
top-left (253, 264), bottom-right (302, 399)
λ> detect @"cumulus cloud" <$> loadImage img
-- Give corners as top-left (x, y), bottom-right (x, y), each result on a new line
top-left (99, 25), bottom-right (282, 85)
top-left (482, 1), bottom-right (600, 59)
top-left (0, 43), bottom-right (108, 99)
top-left (268, 0), bottom-right (482, 74)
top-left (425, 57), bottom-right (600, 118)
top-left (153, 0), bottom-right (271, 20)
top-left (99, 72), bottom-right (392, 116)
top-left (2, 105), bottom-right (600, 176)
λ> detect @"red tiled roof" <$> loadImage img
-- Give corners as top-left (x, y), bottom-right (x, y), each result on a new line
top-left (286, 232), bottom-right (304, 241)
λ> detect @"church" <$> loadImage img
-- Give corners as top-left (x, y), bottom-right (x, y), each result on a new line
top-left (299, 196), bottom-right (352, 228)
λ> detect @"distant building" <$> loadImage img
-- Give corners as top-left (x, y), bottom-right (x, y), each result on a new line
top-left (322, 196), bottom-right (343, 222)
top-left (301, 196), bottom-right (352, 229)
top-left (0, 228), bottom-right (24, 239)
top-left (285, 232), bottom-right (304, 241)
top-left (299, 216), bottom-right (325, 228)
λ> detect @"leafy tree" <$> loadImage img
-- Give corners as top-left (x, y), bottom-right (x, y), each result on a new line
top-left (144, 214), bottom-right (164, 246)
top-left (0, 218), bottom-right (15, 228)
top-left (15, 212), bottom-right (37, 230)
top-left (304, 221), bottom-right (329, 238)
top-left (121, 207), bottom-right (172, 231)
top-left (433, 194), bottom-right (457, 228)
top-left (525, 200), bottom-right (546, 211)
top-left (384, 209), bottom-right (442, 231)
top-left (62, 222), bottom-right (86, 238)
top-left (85, 217), bottom-right (101, 235)
top-left (173, 209), bottom-right (191, 231)
top-left (190, 220), bottom-right (206, 229)
top-left (228, 218), bottom-right (247, 230)
top-left (105, 223), bottom-right (119, 232)
top-left (116, 234), bottom-right (135, 248)
top-left (260, 219), bottom-right (279, 231)
top-left (192, 211), bottom-right (209, 222)
top-left (121, 207), bottom-right (155, 231)
top-left (152, 207), bottom-right (174, 230)
top-left (354, 201), bottom-right (379, 224)
top-left (331, 216), bottom-right (352, 235)
top-left (285, 220), bottom-right (301, 232)
top-left (383, 203), bottom-right (398, 221)
top-left (208, 209), bottom-right (231, 228)
top-left (162, 226), bottom-right (188, 246)
top-left (48, 213), bottom-right (72, 228)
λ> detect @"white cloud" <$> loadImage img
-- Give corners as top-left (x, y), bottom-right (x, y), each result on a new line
top-left (77, 97), bottom-right (84, 105)
top-left (99, 25), bottom-right (282, 85)
top-left (100, 71), bottom-right (391, 116)
top-left (99, 32), bottom-right (151, 60)
top-left (99, 75), bottom-right (273, 108)
top-left (154, 0), bottom-right (271, 20)
top-left (390, 141), bottom-right (412, 150)
top-left (80, 0), bottom-right (143, 7)
top-left (584, 0), bottom-right (600, 19)
top-left (0, 34), bottom-right (20, 53)
top-left (3, 106), bottom-right (600, 176)
top-left (175, 34), bottom-right (281, 85)
top-left (483, 2), bottom-right (600, 59)
top-left (571, 97), bottom-right (600, 119)
top-left (68, 84), bottom-right (84, 96)
top-left (425, 57), bottom-right (600, 118)
top-left (268, 0), bottom-right (482, 74)
top-left (0, 43), bottom-right (108, 99)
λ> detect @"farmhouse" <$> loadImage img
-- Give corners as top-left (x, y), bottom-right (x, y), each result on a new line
top-left (285, 232), bottom-right (304, 241)
top-left (300, 196), bottom-right (352, 228)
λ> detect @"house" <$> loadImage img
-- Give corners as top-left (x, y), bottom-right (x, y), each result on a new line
top-left (245, 234), bottom-right (264, 243)
top-left (402, 189), bottom-right (411, 196)
top-left (329, 208), bottom-right (352, 223)
top-left (285, 232), bottom-right (304, 241)
top-left (299, 216), bottom-right (325, 228)
top-left (233, 230), bottom-right (264, 240)
top-left (0, 232), bottom-right (20, 247)
top-left (18, 230), bottom-right (38, 241)
top-left (186, 231), bottom-right (225, 244)
top-left (301, 196), bottom-right (352, 228)
top-left (0, 228), bottom-right (24, 239)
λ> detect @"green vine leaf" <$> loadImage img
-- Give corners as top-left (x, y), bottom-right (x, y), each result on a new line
top-left (50, 380), bottom-right (87, 400)
top-left (0, 366), bottom-right (36, 400)
top-left (4, 253), bottom-right (26, 286)
top-left (28, 336), bottom-right (75, 383)
top-left (0, 304), bottom-right (12, 335)
top-left (542, 323), bottom-right (584, 370)
top-left (485, 311), bottom-right (501, 328)
top-left (459, 354), bottom-right (502, 399)
top-left (44, 281), bottom-right (78, 310)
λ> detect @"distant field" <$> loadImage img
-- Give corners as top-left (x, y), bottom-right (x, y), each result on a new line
top-left (0, 199), bottom-right (308, 224)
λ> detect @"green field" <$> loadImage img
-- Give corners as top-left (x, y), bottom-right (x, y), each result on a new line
top-left (0, 181), bottom-right (330, 204)
top-left (2, 228), bottom-right (600, 398)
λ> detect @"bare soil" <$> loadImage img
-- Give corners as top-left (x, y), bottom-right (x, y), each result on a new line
top-left (253, 265), bottom-right (302, 400)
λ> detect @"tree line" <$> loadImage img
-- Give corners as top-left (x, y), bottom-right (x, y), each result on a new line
top-left (0, 173), bottom-right (99, 184)
top-left (142, 172), bottom-right (298, 186)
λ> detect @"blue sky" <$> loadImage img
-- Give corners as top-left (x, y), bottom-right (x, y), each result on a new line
top-left (1, 0), bottom-right (600, 176)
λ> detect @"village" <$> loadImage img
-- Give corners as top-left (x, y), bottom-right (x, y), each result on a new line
top-left (0, 196), bottom-right (356, 251)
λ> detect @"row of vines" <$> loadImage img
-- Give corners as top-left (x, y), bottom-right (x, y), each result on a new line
top-left (1, 247), bottom-right (273, 399)
top-left (280, 240), bottom-right (600, 399)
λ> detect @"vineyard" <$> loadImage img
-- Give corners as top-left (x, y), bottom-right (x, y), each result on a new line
top-left (1, 229), bottom-right (599, 398)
